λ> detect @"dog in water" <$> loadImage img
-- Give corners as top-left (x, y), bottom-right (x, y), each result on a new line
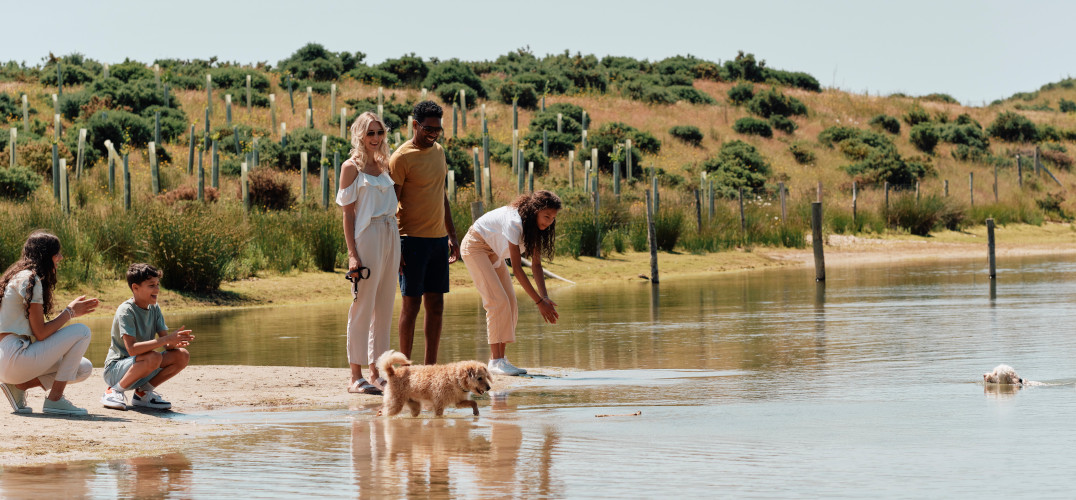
top-left (983, 364), bottom-right (1024, 385)
top-left (376, 350), bottom-right (493, 417)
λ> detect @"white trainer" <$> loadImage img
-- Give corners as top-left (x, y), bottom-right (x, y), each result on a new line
top-left (101, 388), bottom-right (127, 411)
top-left (488, 358), bottom-right (527, 376)
top-left (500, 358), bottom-right (528, 375)
top-left (2, 383), bottom-right (31, 414)
top-left (42, 396), bottom-right (88, 416)
top-left (131, 390), bottom-right (172, 410)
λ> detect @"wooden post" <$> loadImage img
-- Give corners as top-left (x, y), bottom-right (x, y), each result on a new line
top-left (884, 181), bottom-right (890, 211)
top-left (816, 181), bottom-right (822, 203)
top-left (206, 74), bottom-right (212, 113)
top-left (75, 128), bottom-right (86, 179)
top-left (483, 166), bottom-right (491, 205)
top-left (470, 200), bottom-right (485, 223)
top-left (811, 202), bottom-right (825, 282)
top-left (7, 128), bottom-right (14, 168)
top-left (51, 143), bottom-right (59, 201)
top-left (969, 172), bottom-right (974, 207)
top-left (197, 151), bottom-right (205, 202)
top-left (694, 189), bottom-right (702, 230)
top-left (613, 160), bottom-right (620, 197)
top-left (1016, 154), bottom-right (1022, 188)
top-left (512, 98), bottom-right (518, 130)
top-left (21, 94), bottom-right (28, 130)
top-left (556, 113), bottom-right (562, 133)
top-left (852, 181), bottom-right (857, 228)
top-left (987, 218), bottom-right (996, 279)
top-left (154, 111), bottom-right (161, 146)
top-left (306, 109), bottom-right (313, 128)
top-left (203, 106), bottom-right (211, 150)
top-left (460, 88), bottom-right (467, 129)
top-left (993, 164), bottom-right (998, 203)
top-left (709, 179), bottom-right (715, 221)
top-left (105, 140), bottom-right (115, 194)
top-left (56, 61), bottom-right (62, 96)
top-left (511, 129), bottom-right (519, 174)
top-left (645, 189), bottom-right (659, 284)
top-left (944, 179), bottom-right (949, 197)
top-left (306, 86), bottom-right (313, 123)
top-left (527, 162), bottom-right (534, 193)
top-left (591, 148), bottom-right (598, 183)
top-left (186, 125), bottom-right (195, 175)
top-left (517, 150), bottom-right (525, 193)
top-left (330, 84), bottom-right (336, 125)
top-left (332, 150), bottom-right (339, 195)
top-left (594, 178), bottom-right (601, 259)
top-left (779, 181), bottom-right (786, 221)
top-left (301, 151), bottom-right (308, 200)
top-left (568, 150), bottom-right (575, 189)
top-left (481, 104), bottom-right (487, 135)
top-left (452, 103), bottom-right (458, 138)
top-left (226, 94), bottom-right (232, 126)
top-left (625, 139), bottom-right (633, 181)
top-left (582, 110), bottom-right (588, 131)
top-left (652, 174), bottom-right (660, 213)
top-left (584, 160), bottom-right (591, 193)
top-left (340, 107), bottom-right (347, 138)
top-left (149, 142), bottom-right (159, 194)
top-left (321, 157), bottom-right (329, 208)
top-left (407, 115), bottom-right (413, 139)
top-left (581, 129), bottom-right (588, 151)
top-left (246, 75), bottom-right (252, 112)
top-left (738, 187), bottom-right (746, 233)
top-left (54, 113), bottom-right (62, 140)
top-left (916, 181), bottom-right (920, 204)
top-left (59, 159), bottom-right (69, 215)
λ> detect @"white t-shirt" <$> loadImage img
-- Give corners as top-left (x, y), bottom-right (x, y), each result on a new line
top-left (0, 270), bottom-right (43, 338)
top-left (471, 206), bottom-right (523, 268)
top-left (335, 162), bottom-right (398, 238)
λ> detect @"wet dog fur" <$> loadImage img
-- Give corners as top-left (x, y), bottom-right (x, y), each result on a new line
top-left (376, 350), bottom-right (493, 417)
top-left (983, 364), bottom-right (1024, 385)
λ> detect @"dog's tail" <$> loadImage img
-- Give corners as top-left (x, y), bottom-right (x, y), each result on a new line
top-left (376, 350), bottom-right (411, 379)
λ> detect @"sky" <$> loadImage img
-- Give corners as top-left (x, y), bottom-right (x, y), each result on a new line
top-left (5, 0), bottom-right (1074, 106)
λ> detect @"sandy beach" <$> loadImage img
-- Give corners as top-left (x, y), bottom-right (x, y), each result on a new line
top-left (3, 224), bottom-right (1075, 467)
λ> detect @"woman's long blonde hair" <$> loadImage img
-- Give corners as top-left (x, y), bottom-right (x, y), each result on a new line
top-left (348, 111), bottom-right (390, 168)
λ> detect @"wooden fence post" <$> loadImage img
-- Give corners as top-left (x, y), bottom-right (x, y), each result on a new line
top-left (211, 139), bottom-right (219, 189)
top-left (301, 151), bottom-right (308, 200)
top-left (75, 128), bottom-right (86, 179)
top-left (645, 189), bottom-right (659, 284)
top-left (568, 150), bottom-right (575, 189)
top-left (694, 189), bottom-right (702, 230)
top-left (1016, 154), bottom-right (1022, 188)
top-left (987, 218), bottom-right (996, 279)
top-left (738, 187), bottom-right (746, 233)
top-left (149, 142), bottom-right (159, 194)
top-left (779, 181), bottom-right (786, 221)
top-left (812, 202), bottom-right (825, 282)
top-left (969, 172), bottom-right (974, 207)
top-left (852, 181), bottom-right (857, 228)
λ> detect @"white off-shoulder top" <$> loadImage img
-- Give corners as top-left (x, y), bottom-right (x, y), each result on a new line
top-left (335, 162), bottom-right (398, 238)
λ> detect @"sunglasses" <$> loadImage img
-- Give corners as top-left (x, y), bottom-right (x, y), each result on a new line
top-left (366, 130), bottom-right (386, 137)
top-left (418, 124), bottom-right (443, 134)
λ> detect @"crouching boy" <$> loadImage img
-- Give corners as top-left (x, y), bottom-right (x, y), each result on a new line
top-left (101, 264), bottom-right (194, 411)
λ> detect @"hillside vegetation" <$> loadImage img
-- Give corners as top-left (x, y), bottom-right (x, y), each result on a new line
top-left (0, 45), bottom-right (1073, 292)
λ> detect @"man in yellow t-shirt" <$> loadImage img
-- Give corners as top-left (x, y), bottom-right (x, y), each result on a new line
top-left (389, 101), bottom-right (460, 365)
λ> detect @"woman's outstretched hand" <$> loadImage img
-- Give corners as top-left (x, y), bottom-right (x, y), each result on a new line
top-left (67, 295), bottom-right (99, 317)
top-left (537, 297), bottom-right (559, 324)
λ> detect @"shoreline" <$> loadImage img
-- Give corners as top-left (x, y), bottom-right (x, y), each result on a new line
top-left (3, 222), bottom-right (1074, 467)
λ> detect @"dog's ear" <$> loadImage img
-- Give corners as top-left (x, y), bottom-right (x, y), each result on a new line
top-left (467, 367), bottom-right (475, 378)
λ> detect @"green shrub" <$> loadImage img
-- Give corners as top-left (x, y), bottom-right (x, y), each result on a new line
top-left (903, 105), bottom-right (931, 126)
top-left (443, 139), bottom-right (478, 183)
top-left (140, 105), bottom-right (188, 143)
top-left (987, 111), bottom-right (1039, 142)
top-left (0, 166), bottom-right (43, 200)
top-left (423, 59), bottom-right (487, 98)
top-left (769, 115), bottom-right (797, 134)
top-left (587, 122), bottom-right (660, 176)
top-left (1060, 98), bottom-right (1076, 113)
top-left (789, 141), bottom-right (815, 164)
top-left (278, 127), bottom-right (349, 172)
top-left (868, 114), bottom-right (901, 134)
top-left (146, 204), bottom-right (246, 292)
top-left (498, 80), bottom-right (538, 109)
top-left (208, 67), bottom-right (270, 92)
top-left (732, 117), bottom-right (772, 137)
top-left (40, 54), bottom-right (101, 87)
top-left (344, 97), bottom-right (410, 132)
top-left (669, 125), bottom-right (703, 146)
top-left (86, 109), bottom-right (153, 155)
top-left (277, 43), bottom-right (345, 81)
top-left (909, 123), bottom-right (939, 153)
top-left (845, 150), bottom-right (933, 187)
top-left (938, 122), bottom-right (989, 149)
top-left (377, 54), bottom-right (428, 87)
top-left (1036, 192), bottom-right (1071, 220)
top-left (296, 209), bottom-right (344, 272)
top-left (726, 82), bottom-right (755, 105)
top-left (15, 140), bottom-right (72, 179)
top-left (921, 93), bottom-right (959, 104)
top-left (653, 209), bottom-right (684, 251)
top-left (524, 104), bottom-right (585, 157)
top-left (668, 86), bottom-right (716, 104)
top-left (703, 140), bottom-right (771, 197)
top-left (436, 82), bottom-right (479, 106)
top-left (885, 194), bottom-right (963, 236)
top-left (746, 87), bottom-right (807, 118)
top-left (347, 65), bottom-right (401, 87)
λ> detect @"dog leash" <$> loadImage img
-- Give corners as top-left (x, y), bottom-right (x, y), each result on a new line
top-left (345, 267), bottom-right (370, 300)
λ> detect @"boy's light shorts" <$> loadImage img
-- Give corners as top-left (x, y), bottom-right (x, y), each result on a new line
top-left (104, 357), bottom-right (162, 391)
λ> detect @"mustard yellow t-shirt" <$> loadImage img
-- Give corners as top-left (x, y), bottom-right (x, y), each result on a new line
top-left (388, 140), bottom-right (448, 238)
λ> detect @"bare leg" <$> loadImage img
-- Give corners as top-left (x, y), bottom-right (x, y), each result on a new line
top-left (350, 363), bottom-right (364, 385)
top-left (46, 381), bottom-right (67, 401)
top-left (15, 379), bottom-right (44, 391)
top-left (422, 293), bottom-right (444, 365)
top-left (398, 296), bottom-right (423, 360)
top-left (490, 342), bottom-right (506, 360)
top-left (145, 349), bottom-right (189, 389)
top-left (118, 352), bottom-right (163, 390)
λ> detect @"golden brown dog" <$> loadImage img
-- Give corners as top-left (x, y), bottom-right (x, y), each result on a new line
top-left (376, 350), bottom-right (494, 417)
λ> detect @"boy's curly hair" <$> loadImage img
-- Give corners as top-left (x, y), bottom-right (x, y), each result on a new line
top-left (127, 263), bottom-right (162, 288)
top-left (510, 190), bottom-right (562, 261)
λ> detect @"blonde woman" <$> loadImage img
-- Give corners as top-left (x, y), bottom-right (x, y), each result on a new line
top-left (336, 111), bottom-right (400, 395)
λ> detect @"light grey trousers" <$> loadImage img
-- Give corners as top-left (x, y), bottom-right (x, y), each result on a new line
top-left (0, 323), bottom-right (93, 389)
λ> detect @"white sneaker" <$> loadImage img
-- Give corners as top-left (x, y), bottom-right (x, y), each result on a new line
top-left (488, 358), bottom-right (527, 376)
top-left (131, 390), bottom-right (171, 410)
top-left (101, 388), bottom-right (127, 411)
top-left (2, 383), bottom-right (31, 414)
top-left (42, 396), bottom-right (88, 416)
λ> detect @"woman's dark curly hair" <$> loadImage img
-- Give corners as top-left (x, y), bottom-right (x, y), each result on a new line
top-left (510, 190), bottom-right (562, 261)
top-left (0, 230), bottom-right (61, 318)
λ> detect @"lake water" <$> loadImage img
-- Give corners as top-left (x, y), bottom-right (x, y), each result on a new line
top-left (4, 254), bottom-right (1076, 498)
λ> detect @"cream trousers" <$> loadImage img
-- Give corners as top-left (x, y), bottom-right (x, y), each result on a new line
top-left (461, 229), bottom-right (517, 345)
top-left (0, 323), bottom-right (93, 389)
top-left (347, 214), bottom-right (401, 366)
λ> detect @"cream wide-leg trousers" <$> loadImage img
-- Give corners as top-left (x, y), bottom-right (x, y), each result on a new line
top-left (346, 214), bottom-right (401, 366)
top-left (0, 323), bottom-right (93, 389)
top-left (461, 229), bottom-right (517, 345)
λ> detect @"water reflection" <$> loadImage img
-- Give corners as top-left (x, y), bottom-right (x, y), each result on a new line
top-left (0, 453), bottom-right (192, 499)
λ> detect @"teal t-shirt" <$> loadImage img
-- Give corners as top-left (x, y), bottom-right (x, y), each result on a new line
top-left (104, 298), bottom-right (168, 368)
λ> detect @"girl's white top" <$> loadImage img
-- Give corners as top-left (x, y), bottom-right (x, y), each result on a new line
top-left (0, 270), bottom-right (43, 338)
top-left (470, 206), bottom-right (523, 267)
top-left (335, 163), bottom-right (398, 238)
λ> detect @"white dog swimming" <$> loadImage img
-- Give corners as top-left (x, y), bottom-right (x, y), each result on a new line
top-left (983, 364), bottom-right (1023, 385)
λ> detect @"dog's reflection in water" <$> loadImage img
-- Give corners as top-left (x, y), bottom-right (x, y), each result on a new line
top-left (983, 383), bottom-right (1022, 399)
top-left (351, 412), bottom-right (524, 497)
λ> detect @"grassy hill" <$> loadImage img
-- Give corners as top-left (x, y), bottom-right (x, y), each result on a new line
top-left (0, 45), bottom-right (1073, 291)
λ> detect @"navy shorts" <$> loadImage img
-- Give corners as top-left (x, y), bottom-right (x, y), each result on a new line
top-left (399, 236), bottom-right (450, 297)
